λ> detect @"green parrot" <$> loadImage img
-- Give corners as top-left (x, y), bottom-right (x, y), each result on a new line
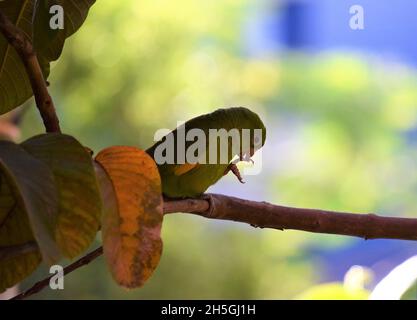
top-left (146, 107), bottom-right (266, 198)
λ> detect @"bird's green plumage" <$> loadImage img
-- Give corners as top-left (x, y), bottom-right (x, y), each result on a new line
top-left (146, 107), bottom-right (266, 198)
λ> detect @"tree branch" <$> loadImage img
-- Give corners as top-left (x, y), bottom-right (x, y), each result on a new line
top-left (10, 247), bottom-right (103, 300)
top-left (0, 10), bottom-right (60, 133)
top-left (185, 194), bottom-right (417, 241)
top-left (7, 193), bottom-right (417, 299)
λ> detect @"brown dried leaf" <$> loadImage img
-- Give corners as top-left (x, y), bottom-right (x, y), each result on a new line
top-left (95, 146), bottom-right (163, 288)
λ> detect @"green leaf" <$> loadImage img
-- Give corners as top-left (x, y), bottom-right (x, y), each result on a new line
top-left (21, 133), bottom-right (102, 259)
top-left (0, 173), bottom-right (41, 293)
top-left (0, 1), bottom-right (39, 115)
top-left (0, 140), bottom-right (60, 265)
top-left (33, 0), bottom-right (96, 61)
top-left (0, 0), bottom-right (96, 114)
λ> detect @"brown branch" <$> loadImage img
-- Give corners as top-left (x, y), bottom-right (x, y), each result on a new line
top-left (188, 194), bottom-right (417, 241)
top-left (7, 193), bottom-right (417, 300)
top-left (0, 10), bottom-right (60, 133)
top-left (163, 196), bottom-right (210, 214)
top-left (11, 247), bottom-right (103, 300)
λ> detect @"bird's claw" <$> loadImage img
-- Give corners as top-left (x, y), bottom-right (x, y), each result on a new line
top-left (224, 163), bottom-right (245, 184)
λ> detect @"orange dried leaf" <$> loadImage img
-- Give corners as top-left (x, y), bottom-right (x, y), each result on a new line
top-left (95, 146), bottom-right (163, 288)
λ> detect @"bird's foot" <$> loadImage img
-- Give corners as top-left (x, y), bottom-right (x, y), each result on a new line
top-left (224, 163), bottom-right (245, 184)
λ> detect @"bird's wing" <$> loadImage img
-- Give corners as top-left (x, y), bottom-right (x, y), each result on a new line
top-left (173, 163), bottom-right (200, 176)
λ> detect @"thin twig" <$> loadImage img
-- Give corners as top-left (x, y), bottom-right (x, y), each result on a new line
top-left (11, 247), bottom-right (103, 300)
top-left (7, 193), bottom-right (417, 300)
top-left (0, 9), bottom-right (60, 133)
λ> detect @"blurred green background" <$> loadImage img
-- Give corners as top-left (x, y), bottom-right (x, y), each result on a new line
top-left (8, 0), bottom-right (417, 299)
